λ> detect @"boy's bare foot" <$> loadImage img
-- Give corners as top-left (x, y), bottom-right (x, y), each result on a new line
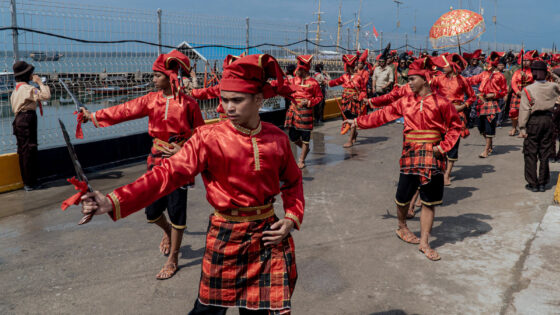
top-left (160, 233), bottom-right (171, 255)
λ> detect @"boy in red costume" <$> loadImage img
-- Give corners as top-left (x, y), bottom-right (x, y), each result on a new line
top-left (346, 57), bottom-right (462, 261)
top-left (284, 55), bottom-right (323, 169)
top-left (81, 54), bottom-right (304, 314)
top-left (80, 50), bottom-right (205, 279)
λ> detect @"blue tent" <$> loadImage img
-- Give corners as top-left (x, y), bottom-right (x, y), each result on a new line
top-left (176, 41), bottom-right (262, 62)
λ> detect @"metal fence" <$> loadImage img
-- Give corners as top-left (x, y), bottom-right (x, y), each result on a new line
top-left (0, 0), bottom-right (533, 154)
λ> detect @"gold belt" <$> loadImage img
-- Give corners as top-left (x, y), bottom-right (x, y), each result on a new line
top-left (214, 204), bottom-right (274, 222)
top-left (153, 138), bottom-right (186, 152)
top-left (404, 130), bottom-right (442, 143)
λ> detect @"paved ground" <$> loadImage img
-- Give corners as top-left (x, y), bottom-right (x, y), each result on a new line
top-left (1, 120), bottom-right (559, 314)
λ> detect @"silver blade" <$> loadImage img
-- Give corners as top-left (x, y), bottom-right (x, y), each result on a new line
top-left (58, 119), bottom-right (92, 192)
top-left (58, 78), bottom-right (86, 111)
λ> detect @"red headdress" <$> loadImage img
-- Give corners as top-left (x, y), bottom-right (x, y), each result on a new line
top-left (486, 51), bottom-right (504, 67)
top-left (358, 49), bottom-right (369, 63)
top-left (223, 52), bottom-right (246, 68)
top-left (433, 53), bottom-right (468, 73)
top-left (220, 54), bottom-right (293, 99)
top-left (152, 50), bottom-right (191, 100)
top-left (296, 55), bottom-right (313, 73)
top-left (524, 50), bottom-right (540, 61)
top-left (342, 54), bottom-right (358, 72)
top-left (408, 57), bottom-right (436, 83)
top-left (463, 49), bottom-right (482, 62)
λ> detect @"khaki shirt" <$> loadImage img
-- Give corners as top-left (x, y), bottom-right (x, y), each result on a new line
top-left (519, 81), bottom-right (560, 135)
top-left (10, 83), bottom-right (51, 115)
top-left (372, 66), bottom-right (394, 93)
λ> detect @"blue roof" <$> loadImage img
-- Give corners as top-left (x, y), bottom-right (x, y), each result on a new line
top-left (180, 42), bottom-right (262, 61)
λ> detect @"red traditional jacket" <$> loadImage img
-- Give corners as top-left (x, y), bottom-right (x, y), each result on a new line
top-left (431, 74), bottom-right (476, 138)
top-left (467, 70), bottom-right (507, 98)
top-left (357, 92), bottom-right (461, 182)
top-left (357, 68), bottom-right (371, 84)
top-left (328, 73), bottom-right (367, 101)
top-left (106, 120), bottom-right (305, 229)
top-left (91, 91), bottom-right (205, 171)
top-left (511, 68), bottom-right (534, 94)
top-left (284, 76), bottom-right (323, 130)
top-left (191, 85), bottom-right (225, 114)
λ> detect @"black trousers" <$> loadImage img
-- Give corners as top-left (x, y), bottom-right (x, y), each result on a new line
top-left (523, 113), bottom-right (554, 187)
top-left (188, 299), bottom-right (278, 315)
top-left (12, 111), bottom-right (39, 186)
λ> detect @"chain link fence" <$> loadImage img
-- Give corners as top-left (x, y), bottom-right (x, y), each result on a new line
top-left (0, 0), bottom-right (534, 154)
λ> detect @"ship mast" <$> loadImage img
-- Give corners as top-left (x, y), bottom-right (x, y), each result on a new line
top-left (355, 0), bottom-right (362, 50)
top-left (336, 0), bottom-right (342, 52)
top-left (314, 0), bottom-right (323, 54)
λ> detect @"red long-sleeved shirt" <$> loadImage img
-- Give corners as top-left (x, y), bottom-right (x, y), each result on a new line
top-left (511, 68), bottom-right (534, 94)
top-left (431, 74), bottom-right (476, 106)
top-left (467, 71), bottom-right (507, 99)
top-left (107, 120), bottom-right (305, 229)
top-left (328, 73), bottom-right (367, 100)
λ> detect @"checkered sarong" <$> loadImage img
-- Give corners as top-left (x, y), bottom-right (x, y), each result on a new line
top-left (510, 93), bottom-right (521, 110)
top-left (341, 89), bottom-right (362, 116)
top-left (400, 141), bottom-right (446, 184)
top-left (198, 214), bottom-right (297, 312)
top-left (284, 101), bottom-right (313, 130)
top-left (477, 99), bottom-right (501, 122)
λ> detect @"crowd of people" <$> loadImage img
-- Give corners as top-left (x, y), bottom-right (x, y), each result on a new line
top-left (9, 44), bottom-right (560, 313)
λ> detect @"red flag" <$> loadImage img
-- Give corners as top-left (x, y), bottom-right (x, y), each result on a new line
top-left (372, 24), bottom-right (379, 41)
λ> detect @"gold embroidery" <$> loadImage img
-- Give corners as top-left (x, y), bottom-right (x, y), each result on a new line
top-left (92, 112), bottom-right (100, 128)
top-left (163, 94), bottom-right (173, 120)
top-left (285, 213), bottom-right (301, 229)
top-left (252, 137), bottom-right (260, 171)
top-left (108, 192), bottom-right (121, 220)
top-left (232, 121), bottom-right (262, 136)
top-left (214, 209), bottom-right (274, 222)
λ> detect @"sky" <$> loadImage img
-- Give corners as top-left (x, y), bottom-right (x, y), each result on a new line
top-left (81, 0), bottom-right (558, 51)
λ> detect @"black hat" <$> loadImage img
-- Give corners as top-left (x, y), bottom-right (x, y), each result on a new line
top-left (378, 43), bottom-right (391, 61)
top-left (13, 61), bottom-right (34, 78)
top-left (531, 60), bottom-right (547, 71)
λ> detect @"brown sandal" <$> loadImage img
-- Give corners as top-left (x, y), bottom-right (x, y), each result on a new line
top-left (156, 262), bottom-right (178, 280)
top-left (419, 247), bottom-right (441, 261)
top-left (395, 228), bottom-right (420, 244)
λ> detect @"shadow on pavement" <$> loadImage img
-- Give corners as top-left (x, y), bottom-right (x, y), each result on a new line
top-left (453, 164), bottom-right (495, 180)
top-left (443, 186), bottom-right (479, 205)
top-left (490, 144), bottom-right (521, 155)
top-left (430, 213), bottom-right (493, 249)
top-left (178, 244), bottom-right (204, 268)
top-left (354, 136), bottom-right (389, 146)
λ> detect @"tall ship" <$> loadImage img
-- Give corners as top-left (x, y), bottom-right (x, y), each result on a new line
top-left (29, 52), bottom-right (64, 61)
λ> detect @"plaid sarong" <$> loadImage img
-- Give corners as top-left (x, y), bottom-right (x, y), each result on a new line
top-left (284, 100), bottom-right (313, 130)
top-left (477, 99), bottom-right (501, 122)
top-left (341, 88), bottom-right (362, 116)
top-left (400, 132), bottom-right (446, 184)
top-left (198, 214), bottom-right (297, 312)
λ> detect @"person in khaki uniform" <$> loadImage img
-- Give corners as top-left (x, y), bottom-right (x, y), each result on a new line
top-left (10, 61), bottom-right (51, 191)
top-left (519, 61), bottom-right (560, 192)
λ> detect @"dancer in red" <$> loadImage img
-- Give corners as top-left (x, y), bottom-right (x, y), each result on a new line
top-left (329, 54), bottom-right (367, 147)
top-left (81, 54), bottom-right (304, 314)
top-left (467, 52), bottom-right (508, 158)
top-left (284, 55), bottom-right (323, 169)
top-left (80, 50), bottom-right (204, 279)
top-left (509, 50), bottom-right (538, 136)
top-left (432, 53), bottom-right (477, 185)
top-left (346, 57), bottom-right (462, 260)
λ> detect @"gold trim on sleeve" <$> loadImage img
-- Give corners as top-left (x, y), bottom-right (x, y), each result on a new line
top-left (92, 112), bottom-right (100, 128)
top-left (108, 192), bottom-right (121, 220)
top-left (285, 213), bottom-right (301, 229)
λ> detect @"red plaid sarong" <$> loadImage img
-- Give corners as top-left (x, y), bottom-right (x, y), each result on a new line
top-left (341, 88), bottom-right (362, 116)
top-left (284, 99), bottom-right (313, 130)
top-left (400, 130), bottom-right (446, 184)
top-left (477, 99), bottom-right (500, 122)
top-left (198, 213), bottom-right (297, 312)
top-left (509, 93), bottom-right (521, 119)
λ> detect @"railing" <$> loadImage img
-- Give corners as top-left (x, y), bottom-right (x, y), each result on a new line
top-left (0, 0), bottom-right (534, 154)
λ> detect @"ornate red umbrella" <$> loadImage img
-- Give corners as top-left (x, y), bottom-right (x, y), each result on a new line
top-left (429, 9), bottom-right (485, 51)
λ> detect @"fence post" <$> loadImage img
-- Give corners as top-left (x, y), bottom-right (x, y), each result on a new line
top-left (245, 17), bottom-right (250, 55)
top-left (305, 24), bottom-right (309, 54)
top-left (10, 0), bottom-right (19, 63)
top-left (157, 8), bottom-right (162, 55)
top-left (405, 33), bottom-right (408, 51)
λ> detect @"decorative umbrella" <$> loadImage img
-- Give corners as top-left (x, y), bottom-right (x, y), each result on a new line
top-left (429, 9), bottom-right (485, 53)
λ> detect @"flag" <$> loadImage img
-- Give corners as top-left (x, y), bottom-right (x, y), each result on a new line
top-left (372, 24), bottom-right (379, 41)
